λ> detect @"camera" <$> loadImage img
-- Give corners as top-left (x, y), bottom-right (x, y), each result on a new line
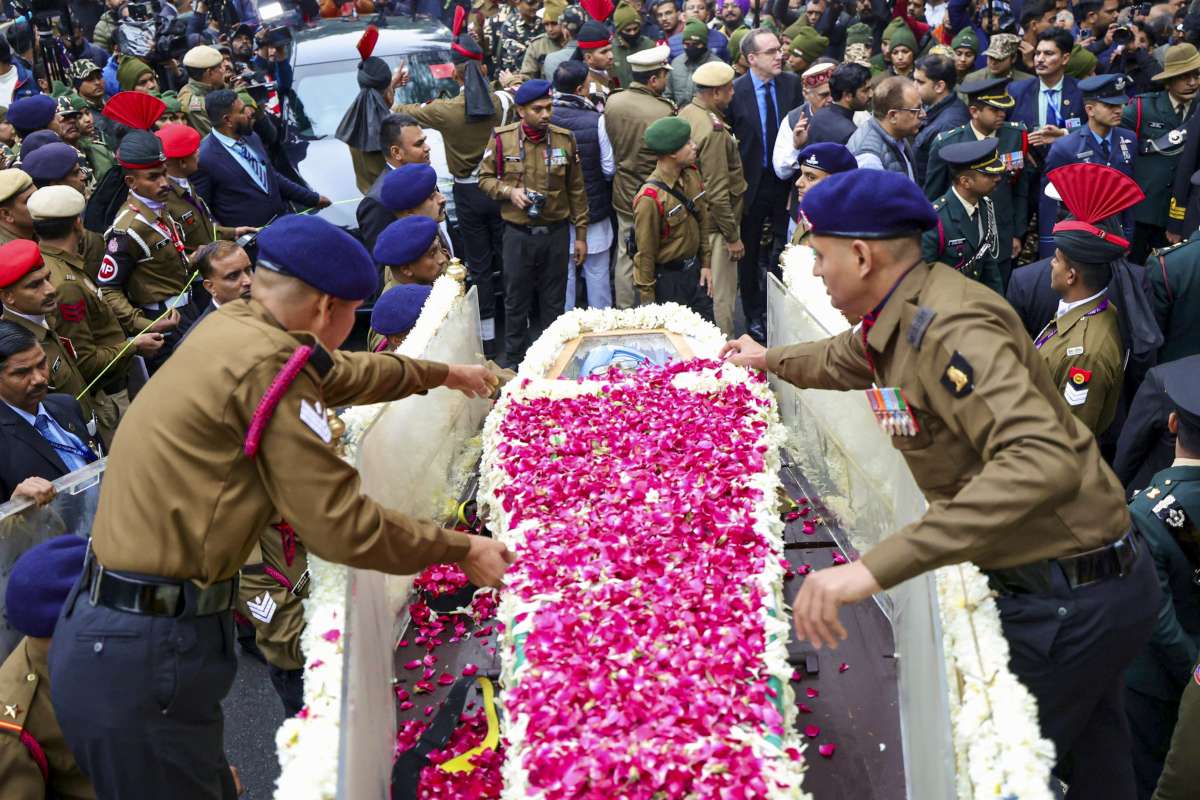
top-left (1112, 24), bottom-right (1133, 45)
top-left (127, 1), bottom-right (155, 21)
top-left (525, 190), bottom-right (547, 219)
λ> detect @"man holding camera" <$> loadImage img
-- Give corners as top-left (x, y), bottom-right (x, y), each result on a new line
top-left (478, 79), bottom-right (587, 367)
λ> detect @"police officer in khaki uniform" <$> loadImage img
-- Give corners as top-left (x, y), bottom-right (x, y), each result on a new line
top-left (97, 131), bottom-right (188, 361)
top-left (29, 187), bottom-right (163, 443)
top-left (0, 169), bottom-right (36, 245)
top-left (156, 124), bottom-right (253, 254)
top-left (679, 61), bottom-right (745, 336)
top-left (631, 117), bottom-right (713, 318)
top-left (176, 45), bottom-right (226, 135)
top-left (479, 79), bottom-right (588, 365)
top-left (722, 169), bottom-right (1158, 800)
top-left (48, 214), bottom-right (512, 798)
top-left (0, 536), bottom-right (94, 800)
top-left (604, 44), bottom-right (676, 309)
top-left (0, 240), bottom-right (96, 427)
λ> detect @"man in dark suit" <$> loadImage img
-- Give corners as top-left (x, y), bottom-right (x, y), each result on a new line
top-left (193, 90), bottom-right (330, 229)
top-left (1007, 28), bottom-right (1085, 141)
top-left (729, 28), bottom-right (802, 342)
top-left (177, 241), bottom-right (253, 341)
top-left (0, 320), bottom-right (100, 500)
top-left (356, 113), bottom-right (432, 252)
top-left (1113, 356), bottom-right (1200, 494)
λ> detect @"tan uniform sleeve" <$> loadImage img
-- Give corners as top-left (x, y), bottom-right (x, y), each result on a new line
top-left (519, 43), bottom-right (541, 79)
top-left (320, 350), bottom-right (449, 407)
top-left (80, 230), bottom-right (105, 280)
top-left (861, 320), bottom-right (1090, 589)
top-left (698, 133), bottom-right (738, 242)
top-left (394, 101), bottom-right (454, 131)
top-left (695, 175), bottom-right (713, 271)
top-left (98, 287), bottom-right (155, 334)
top-left (765, 330), bottom-right (875, 391)
top-left (477, 134), bottom-right (504, 203)
top-left (233, 365), bottom-right (472, 575)
top-left (1061, 357), bottom-right (1119, 434)
top-left (0, 735), bottom-right (46, 800)
top-left (54, 280), bottom-right (130, 383)
top-left (632, 191), bottom-right (660, 304)
top-left (567, 139), bottom-right (589, 235)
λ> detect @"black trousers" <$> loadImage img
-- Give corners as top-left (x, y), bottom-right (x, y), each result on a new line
top-left (997, 543), bottom-right (1159, 799)
top-left (452, 182), bottom-right (505, 326)
top-left (50, 577), bottom-right (240, 799)
top-left (656, 259), bottom-right (714, 322)
top-left (270, 666), bottom-right (306, 718)
top-left (501, 222), bottom-right (569, 363)
top-left (738, 179), bottom-right (788, 332)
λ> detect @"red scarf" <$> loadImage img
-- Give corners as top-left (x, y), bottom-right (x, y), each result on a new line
top-left (522, 123), bottom-right (546, 143)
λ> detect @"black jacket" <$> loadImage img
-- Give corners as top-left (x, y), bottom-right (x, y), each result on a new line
top-left (551, 94), bottom-right (612, 223)
top-left (357, 168), bottom-right (396, 255)
top-left (729, 71), bottom-right (802, 202)
top-left (0, 393), bottom-right (100, 500)
top-left (1113, 356), bottom-right (1200, 493)
top-left (193, 132), bottom-right (319, 228)
top-left (807, 103), bottom-right (858, 146)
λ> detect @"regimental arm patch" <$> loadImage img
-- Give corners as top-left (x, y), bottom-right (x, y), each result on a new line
top-left (1064, 366), bottom-right (1091, 406)
top-left (1153, 494), bottom-right (1189, 529)
top-left (940, 351), bottom-right (974, 398)
top-left (246, 591), bottom-right (277, 624)
top-left (58, 300), bottom-right (86, 323)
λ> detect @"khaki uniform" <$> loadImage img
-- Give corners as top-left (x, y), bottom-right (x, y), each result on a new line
top-left (604, 83), bottom-right (675, 308)
top-left (1034, 293), bottom-right (1124, 434)
top-left (177, 79), bottom-right (214, 135)
top-left (632, 164), bottom-right (712, 306)
top-left (349, 147), bottom-right (388, 196)
top-left (394, 92), bottom-right (507, 179)
top-left (163, 180), bottom-right (235, 254)
top-left (477, 122), bottom-right (589, 230)
top-left (239, 520), bottom-right (308, 671)
top-left (91, 299), bottom-right (471, 584)
top-left (520, 34), bottom-right (564, 80)
top-left (0, 224), bottom-right (25, 245)
top-left (766, 261), bottom-right (1130, 590)
top-left (680, 98), bottom-right (745, 335)
top-left (0, 637), bottom-right (94, 800)
top-left (0, 308), bottom-right (95, 424)
top-left (99, 196), bottom-right (192, 334)
top-left (789, 216), bottom-right (812, 246)
top-left (1154, 660), bottom-right (1200, 799)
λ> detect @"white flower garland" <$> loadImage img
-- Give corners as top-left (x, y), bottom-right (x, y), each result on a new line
top-left (273, 273), bottom-right (466, 800)
top-left (778, 244), bottom-right (850, 336)
top-left (934, 564), bottom-right (1056, 800)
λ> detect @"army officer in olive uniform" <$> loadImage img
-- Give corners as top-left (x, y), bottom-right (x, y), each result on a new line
top-left (788, 143), bottom-right (858, 247)
top-left (479, 79), bottom-right (588, 366)
top-left (722, 169), bottom-right (1157, 800)
top-left (48, 214), bottom-right (511, 799)
top-left (922, 138), bottom-right (1006, 294)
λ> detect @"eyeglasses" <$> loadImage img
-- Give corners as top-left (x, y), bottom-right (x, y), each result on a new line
top-left (896, 106), bottom-right (926, 116)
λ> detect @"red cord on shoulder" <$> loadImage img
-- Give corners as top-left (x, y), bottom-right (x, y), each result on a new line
top-left (244, 345), bottom-right (314, 458)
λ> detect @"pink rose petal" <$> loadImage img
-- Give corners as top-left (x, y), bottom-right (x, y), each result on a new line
top-left (819, 743), bottom-right (837, 758)
top-left (838, 662), bottom-right (849, 673)
top-left (804, 724), bottom-right (820, 738)
top-left (806, 687), bottom-right (819, 698)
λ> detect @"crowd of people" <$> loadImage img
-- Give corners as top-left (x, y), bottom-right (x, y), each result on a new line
top-left (0, 0), bottom-right (1197, 796)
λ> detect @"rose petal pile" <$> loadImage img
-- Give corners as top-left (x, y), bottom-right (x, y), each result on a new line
top-left (481, 358), bottom-right (809, 799)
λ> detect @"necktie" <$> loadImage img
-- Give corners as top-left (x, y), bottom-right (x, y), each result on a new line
top-left (1099, 138), bottom-right (1110, 162)
top-left (234, 141), bottom-right (266, 188)
top-left (763, 82), bottom-right (777, 168)
top-left (1045, 89), bottom-right (1060, 127)
top-left (35, 415), bottom-right (95, 466)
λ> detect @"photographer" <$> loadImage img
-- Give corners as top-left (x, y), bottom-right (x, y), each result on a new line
top-left (1104, 17), bottom-right (1162, 95)
top-left (93, 0), bottom-right (129, 52)
top-left (0, 35), bottom-right (39, 106)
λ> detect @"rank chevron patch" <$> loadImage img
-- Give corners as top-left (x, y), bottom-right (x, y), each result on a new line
top-left (247, 591), bottom-right (277, 624)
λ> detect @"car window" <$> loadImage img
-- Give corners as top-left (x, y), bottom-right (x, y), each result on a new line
top-left (291, 50), bottom-right (459, 138)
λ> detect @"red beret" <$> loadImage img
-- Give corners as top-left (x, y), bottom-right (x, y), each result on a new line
top-left (0, 240), bottom-right (44, 289)
top-left (156, 124), bottom-right (201, 159)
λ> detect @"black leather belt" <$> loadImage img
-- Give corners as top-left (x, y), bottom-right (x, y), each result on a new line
top-left (505, 220), bottom-right (566, 235)
top-left (986, 529), bottom-right (1140, 595)
top-left (88, 560), bottom-right (237, 617)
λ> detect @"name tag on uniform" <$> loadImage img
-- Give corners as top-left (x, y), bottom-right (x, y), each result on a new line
top-left (153, 238), bottom-right (170, 251)
top-left (300, 399), bottom-right (331, 443)
top-left (865, 386), bottom-right (920, 436)
top-left (1065, 118), bottom-right (1082, 130)
top-left (1066, 346), bottom-right (1084, 356)
top-left (180, 210), bottom-right (195, 225)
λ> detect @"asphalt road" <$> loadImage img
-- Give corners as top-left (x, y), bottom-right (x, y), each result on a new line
top-left (223, 646), bottom-right (287, 800)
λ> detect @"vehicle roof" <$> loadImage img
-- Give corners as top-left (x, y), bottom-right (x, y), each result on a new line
top-left (292, 16), bottom-right (453, 64)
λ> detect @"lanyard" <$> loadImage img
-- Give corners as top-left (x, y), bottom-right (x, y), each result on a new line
top-left (1035, 298), bottom-right (1109, 350)
top-left (131, 203), bottom-right (186, 259)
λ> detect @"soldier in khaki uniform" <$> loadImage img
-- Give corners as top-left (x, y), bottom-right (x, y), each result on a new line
top-left (787, 142), bottom-right (859, 247)
top-left (176, 45), bottom-right (226, 136)
top-left (97, 131), bottom-right (188, 363)
top-left (0, 536), bottom-right (94, 800)
top-left (48, 214), bottom-right (512, 798)
top-left (479, 79), bottom-right (588, 365)
top-left (679, 61), bottom-right (744, 335)
top-left (0, 241), bottom-right (96, 427)
top-left (632, 117), bottom-right (713, 318)
top-left (520, 0), bottom-right (569, 80)
top-left (157, 124), bottom-right (252, 254)
top-left (29, 187), bottom-right (165, 443)
top-left (0, 168), bottom-right (36, 245)
top-left (603, 44), bottom-right (676, 309)
top-left (722, 169), bottom-right (1157, 800)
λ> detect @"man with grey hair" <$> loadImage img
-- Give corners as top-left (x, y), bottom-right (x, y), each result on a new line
top-left (846, 76), bottom-right (925, 179)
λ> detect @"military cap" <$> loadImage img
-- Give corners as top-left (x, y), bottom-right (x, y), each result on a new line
top-left (183, 44), bottom-right (223, 69)
top-left (238, 91), bottom-right (258, 110)
top-left (157, 123), bottom-right (202, 159)
top-left (683, 19), bottom-right (708, 43)
top-left (67, 94), bottom-right (89, 112)
top-left (798, 142), bottom-right (857, 175)
top-left (381, 164), bottom-right (438, 212)
top-left (374, 216), bottom-right (440, 267)
top-left (888, 25), bottom-right (917, 53)
top-left (983, 32), bottom-right (1020, 60)
top-left (627, 44), bottom-right (673, 72)
top-left (1153, 43), bottom-right (1200, 81)
top-left (159, 89), bottom-right (183, 114)
top-left (1164, 369), bottom-right (1200, 428)
top-left (790, 26), bottom-right (830, 63)
top-left (27, 184), bottom-right (85, 220)
top-left (951, 27), bottom-right (979, 52)
top-left (5, 535), bottom-right (87, 638)
top-left (782, 19), bottom-right (808, 44)
top-left (644, 116), bottom-right (692, 154)
top-left (613, 2), bottom-right (640, 29)
top-left (882, 17), bottom-right (907, 44)
top-left (843, 43), bottom-right (872, 67)
top-left (68, 58), bottom-right (102, 84)
top-left (801, 170), bottom-right (937, 238)
top-left (0, 239), bottom-right (44, 288)
top-left (576, 20), bottom-right (612, 49)
top-left (19, 129), bottom-right (62, 157)
top-left (50, 80), bottom-right (70, 98)
top-left (961, 76), bottom-right (1015, 109)
top-left (256, 215), bottom-right (377, 300)
top-left (515, 78), bottom-right (553, 105)
top-left (1065, 44), bottom-right (1098, 80)
top-left (844, 22), bottom-right (872, 48)
top-left (939, 138), bottom-right (1005, 174)
top-left (55, 95), bottom-right (81, 118)
top-left (693, 61), bottom-right (735, 87)
top-left (21, 143), bottom-right (80, 183)
top-left (1079, 73), bottom-right (1129, 105)
top-left (116, 130), bottom-right (166, 170)
top-left (0, 168), bottom-right (33, 204)
top-left (8, 95), bottom-right (57, 134)
top-left (372, 283), bottom-right (432, 336)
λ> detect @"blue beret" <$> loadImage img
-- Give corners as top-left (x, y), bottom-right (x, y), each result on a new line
top-left (371, 283), bottom-right (432, 335)
top-left (514, 78), bottom-right (552, 106)
top-left (8, 94), bottom-right (58, 133)
top-left (801, 170), bottom-right (937, 238)
top-left (19, 130), bottom-right (62, 157)
top-left (380, 164), bottom-right (438, 213)
top-left (5, 535), bottom-right (87, 638)
top-left (374, 215), bottom-right (439, 265)
top-left (797, 143), bottom-right (857, 176)
top-left (257, 214), bottom-right (378, 300)
top-left (21, 142), bottom-right (79, 183)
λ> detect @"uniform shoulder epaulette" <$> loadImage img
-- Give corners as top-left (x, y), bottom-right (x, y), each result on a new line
top-left (708, 111), bottom-right (723, 131)
top-left (932, 196), bottom-right (946, 210)
top-left (935, 125), bottom-right (965, 142)
top-left (547, 122), bottom-right (573, 136)
top-left (906, 306), bottom-right (937, 350)
top-left (494, 121), bottom-right (520, 133)
top-left (1153, 239), bottom-right (1193, 257)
